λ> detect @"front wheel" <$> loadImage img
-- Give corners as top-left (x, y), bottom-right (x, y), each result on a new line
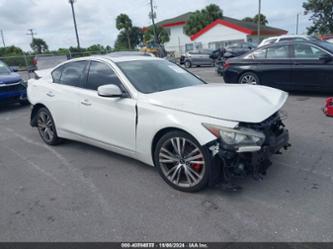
top-left (154, 131), bottom-right (210, 192)
top-left (239, 72), bottom-right (260, 85)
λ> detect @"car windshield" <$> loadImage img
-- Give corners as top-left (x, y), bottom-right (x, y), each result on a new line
top-left (0, 61), bottom-right (11, 74)
top-left (117, 60), bottom-right (205, 94)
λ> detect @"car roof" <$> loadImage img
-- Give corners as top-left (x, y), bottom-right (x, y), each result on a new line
top-left (107, 51), bottom-right (155, 57)
top-left (60, 55), bottom-right (163, 65)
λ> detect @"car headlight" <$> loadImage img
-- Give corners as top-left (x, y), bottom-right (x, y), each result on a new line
top-left (203, 123), bottom-right (265, 147)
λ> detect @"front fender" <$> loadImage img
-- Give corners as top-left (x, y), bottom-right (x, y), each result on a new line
top-left (135, 102), bottom-right (238, 166)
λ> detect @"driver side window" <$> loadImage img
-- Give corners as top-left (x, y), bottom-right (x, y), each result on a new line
top-left (86, 61), bottom-right (122, 91)
top-left (293, 44), bottom-right (327, 59)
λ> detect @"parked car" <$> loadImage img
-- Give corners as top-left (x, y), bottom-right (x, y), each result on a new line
top-left (258, 35), bottom-right (320, 48)
top-left (0, 60), bottom-right (27, 105)
top-left (183, 50), bottom-right (214, 68)
top-left (323, 97), bottom-right (333, 117)
top-left (223, 40), bottom-right (333, 92)
top-left (28, 56), bottom-right (289, 192)
top-left (215, 43), bottom-right (256, 75)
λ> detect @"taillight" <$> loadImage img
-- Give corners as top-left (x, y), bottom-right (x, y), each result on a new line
top-left (223, 61), bottom-right (230, 70)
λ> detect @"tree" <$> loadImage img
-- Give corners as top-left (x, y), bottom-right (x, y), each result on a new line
top-left (0, 45), bottom-right (23, 56)
top-left (144, 26), bottom-right (170, 44)
top-left (253, 14), bottom-right (268, 25)
top-left (184, 4), bottom-right (223, 36)
top-left (116, 14), bottom-right (133, 49)
top-left (242, 17), bottom-right (254, 23)
top-left (105, 45), bottom-right (112, 52)
top-left (114, 26), bottom-right (143, 51)
top-left (303, 0), bottom-right (333, 35)
top-left (30, 38), bottom-right (48, 54)
top-left (242, 14), bottom-right (268, 25)
top-left (87, 44), bottom-right (105, 52)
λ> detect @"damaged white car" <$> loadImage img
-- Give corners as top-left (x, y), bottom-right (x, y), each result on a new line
top-left (28, 56), bottom-right (290, 192)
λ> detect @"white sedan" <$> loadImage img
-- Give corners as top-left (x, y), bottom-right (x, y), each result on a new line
top-left (28, 56), bottom-right (290, 192)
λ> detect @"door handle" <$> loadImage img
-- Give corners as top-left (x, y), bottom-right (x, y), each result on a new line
top-left (46, 91), bottom-right (55, 97)
top-left (81, 99), bottom-right (92, 106)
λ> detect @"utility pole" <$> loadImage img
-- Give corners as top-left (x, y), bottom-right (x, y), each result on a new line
top-left (257, 0), bottom-right (261, 44)
top-left (26, 28), bottom-right (36, 41)
top-left (149, 0), bottom-right (158, 45)
top-left (69, 0), bottom-right (81, 49)
top-left (296, 13), bottom-right (300, 35)
top-left (0, 29), bottom-right (6, 47)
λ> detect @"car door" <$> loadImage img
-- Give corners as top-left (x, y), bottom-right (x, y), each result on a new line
top-left (47, 60), bottom-right (88, 135)
top-left (79, 60), bottom-right (136, 153)
top-left (253, 45), bottom-right (293, 89)
top-left (189, 52), bottom-right (200, 65)
top-left (291, 43), bottom-right (333, 91)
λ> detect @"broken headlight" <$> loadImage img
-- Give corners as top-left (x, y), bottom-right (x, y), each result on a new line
top-left (203, 124), bottom-right (265, 147)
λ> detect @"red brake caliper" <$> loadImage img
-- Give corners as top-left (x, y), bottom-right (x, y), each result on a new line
top-left (191, 157), bottom-right (203, 172)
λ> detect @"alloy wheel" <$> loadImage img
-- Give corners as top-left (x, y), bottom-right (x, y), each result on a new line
top-left (37, 110), bottom-right (55, 143)
top-left (158, 137), bottom-right (206, 188)
top-left (240, 74), bottom-right (258, 85)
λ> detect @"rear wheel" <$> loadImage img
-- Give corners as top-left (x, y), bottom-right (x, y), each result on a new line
top-left (239, 72), bottom-right (260, 85)
top-left (154, 131), bottom-right (210, 192)
top-left (36, 107), bottom-right (62, 145)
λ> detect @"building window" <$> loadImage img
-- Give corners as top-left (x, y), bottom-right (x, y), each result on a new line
top-left (185, 43), bottom-right (194, 52)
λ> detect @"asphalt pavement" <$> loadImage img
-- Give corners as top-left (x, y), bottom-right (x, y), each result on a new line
top-left (0, 67), bottom-right (332, 241)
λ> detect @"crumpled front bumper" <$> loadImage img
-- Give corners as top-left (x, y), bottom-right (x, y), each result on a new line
top-left (213, 128), bottom-right (290, 181)
top-left (250, 129), bottom-right (290, 176)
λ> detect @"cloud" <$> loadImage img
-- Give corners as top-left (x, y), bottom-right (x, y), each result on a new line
top-left (0, 0), bottom-right (311, 51)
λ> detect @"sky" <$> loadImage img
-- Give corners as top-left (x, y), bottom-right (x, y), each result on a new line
top-left (0, 0), bottom-right (312, 51)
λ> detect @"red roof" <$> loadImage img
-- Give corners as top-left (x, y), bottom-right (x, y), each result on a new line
top-left (155, 12), bottom-right (287, 40)
top-left (190, 19), bottom-right (287, 41)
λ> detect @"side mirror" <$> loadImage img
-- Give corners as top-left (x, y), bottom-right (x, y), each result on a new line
top-left (319, 54), bottom-right (332, 63)
top-left (97, 84), bottom-right (124, 98)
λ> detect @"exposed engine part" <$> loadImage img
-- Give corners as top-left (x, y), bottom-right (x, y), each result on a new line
top-left (209, 143), bottom-right (220, 156)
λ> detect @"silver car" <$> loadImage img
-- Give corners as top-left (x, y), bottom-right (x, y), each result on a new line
top-left (184, 50), bottom-right (214, 68)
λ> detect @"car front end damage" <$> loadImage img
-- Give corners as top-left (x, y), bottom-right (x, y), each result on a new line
top-left (204, 112), bottom-right (290, 187)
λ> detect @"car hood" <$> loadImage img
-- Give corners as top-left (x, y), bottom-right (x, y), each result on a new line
top-left (144, 84), bottom-right (288, 123)
top-left (0, 72), bottom-right (21, 84)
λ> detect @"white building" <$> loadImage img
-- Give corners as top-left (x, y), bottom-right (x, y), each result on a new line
top-left (155, 12), bottom-right (287, 56)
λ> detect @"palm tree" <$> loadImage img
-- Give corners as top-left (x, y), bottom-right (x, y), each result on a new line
top-left (253, 14), bottom-right (268, 25)
top-left (116, 14), bottom-right (133, 50)
top-left (144, 26), bottom-right (170, 44)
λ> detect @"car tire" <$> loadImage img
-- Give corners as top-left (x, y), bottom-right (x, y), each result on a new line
top-left (184, 60), bottom-right (192, 68)
top-left (36, 107), bottom-right (63, 145)
top-left (154, 130), bottom-right (210, 192)
top-left (239, 72), bottom-right (260, 85)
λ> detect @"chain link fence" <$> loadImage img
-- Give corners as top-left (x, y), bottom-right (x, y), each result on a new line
top-left (0, 50), bottom-right (109, 80)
